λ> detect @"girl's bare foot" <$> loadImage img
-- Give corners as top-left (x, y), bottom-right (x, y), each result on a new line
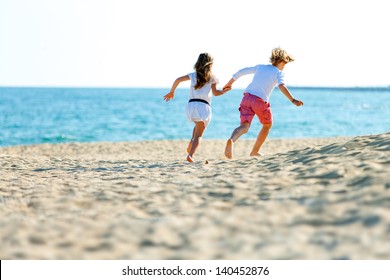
top-left (187, 155), bottom-right (194, 162)
top-left (250, 152), bottom-right (264, 157)
top-left (187, 141), bottom-right (193, 153)
top-left (225, 139), bottom-right (233, 159)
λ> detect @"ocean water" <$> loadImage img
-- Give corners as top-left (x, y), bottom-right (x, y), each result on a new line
top-left (0, 87), bottom-right (389, 147)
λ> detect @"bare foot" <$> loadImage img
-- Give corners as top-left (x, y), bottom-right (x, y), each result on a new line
top-left (225, 139), bottom-right (233, 159)
top-left (186, 155), bottom-right (194, 162)
top-left (250, 152), bottom-right (264, 157)
top-left (187, 141), bottom-right (193, 153)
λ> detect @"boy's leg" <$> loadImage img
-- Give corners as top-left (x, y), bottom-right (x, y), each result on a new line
top-left (187, 121), bottom-right (205, 162)
top-left (225, 122), bottom-right (250, 159)
top-left (225, 93), bottom-right (254, 159)
top-left (250, 122), bottom-right (272, 157)
top-left (250, 98), bottom-right (272, 157)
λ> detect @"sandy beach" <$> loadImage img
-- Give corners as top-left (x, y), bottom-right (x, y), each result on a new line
top-left (0, 133), bottom-right (389, 259)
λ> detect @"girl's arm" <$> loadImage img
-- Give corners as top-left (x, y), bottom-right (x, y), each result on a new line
top-left (211, 84), bottom-right (229, 96)
top-left (278, 84), bottom-right (304, 106)
top-left (163, 75), bottom-right (190, 101)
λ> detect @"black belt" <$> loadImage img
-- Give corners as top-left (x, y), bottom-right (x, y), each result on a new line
top-left (188, 99), bottom-right (210, 106)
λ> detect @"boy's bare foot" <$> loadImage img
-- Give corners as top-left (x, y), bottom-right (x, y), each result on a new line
top-left (187, 141), bottom-right (193, 153)
top-left (250, 152), bottom-right (264, 157)
top-left (225, 139), bottom-right (233, 159)
top-left (186, 155), bottom-right (194, 162)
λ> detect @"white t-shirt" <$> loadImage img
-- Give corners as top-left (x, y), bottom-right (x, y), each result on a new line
top-left (232, 64), bottom-right (285, 102)
top-left (187, 72), bottom-right (218, 104)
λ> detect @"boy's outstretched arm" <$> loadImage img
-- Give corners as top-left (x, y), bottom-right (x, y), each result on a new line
top-left (223, 66), bottom-right (256, 91)
top-left (223, 66), bottom-right (256, 90)
top-left (211, 84), bottom-right (229, 96)
top-left (164, 75), bottom-right (190, 101)
top-left (278, 84), bottom-right (304, 106)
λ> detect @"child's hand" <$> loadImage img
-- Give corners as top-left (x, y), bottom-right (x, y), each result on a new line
top-left (223, 85), bottom-right (232, 91)
top-left (292, 99), bottom-right (304, 106)
top-left (223, 79), bottom-right (235, 91)
top-left (164, 92), bottom-right (174, 102)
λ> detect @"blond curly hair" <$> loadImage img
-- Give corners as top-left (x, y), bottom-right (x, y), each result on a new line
top-left (270, 47), bottom-right (294, 66)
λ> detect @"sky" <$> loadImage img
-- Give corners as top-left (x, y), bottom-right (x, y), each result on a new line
top-left (0, 0), bottom-right (389, 88)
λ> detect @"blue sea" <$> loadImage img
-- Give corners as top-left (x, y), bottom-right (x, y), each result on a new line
top-left (0, 87), bottom-right (389, 147)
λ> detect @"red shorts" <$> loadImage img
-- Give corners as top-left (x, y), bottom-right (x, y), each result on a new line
top-left (239, 92), bottom-right (272, 125)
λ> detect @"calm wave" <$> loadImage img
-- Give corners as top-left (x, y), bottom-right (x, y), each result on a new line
top-left (0, 87), bottom-right (389, 146)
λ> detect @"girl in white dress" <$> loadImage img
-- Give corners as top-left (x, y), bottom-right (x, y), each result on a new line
top-left (164, 53), bottom-right (227, 162)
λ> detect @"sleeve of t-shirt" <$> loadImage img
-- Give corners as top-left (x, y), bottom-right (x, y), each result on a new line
top-left (211, 74), bottom-right (219, 84)
top-left (277, 71), bottom-right (285, 86)
top-left (187, 72), bottom-right (195, 82)
top-left (232, 66), bottom-right (257, 80)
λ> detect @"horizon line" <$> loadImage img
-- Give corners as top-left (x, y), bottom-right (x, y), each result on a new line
top-left (1, 85), bottom-right (390, 90)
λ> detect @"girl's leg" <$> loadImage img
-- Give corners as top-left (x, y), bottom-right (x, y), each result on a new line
top-left (225, 122), bottom-right (250, 159)
top-left (250, 123), bottom-right (272, 156)
top-left (187, 127), bottom-right (196, 153)
top-left (187, 121), bottom-right (205, 162)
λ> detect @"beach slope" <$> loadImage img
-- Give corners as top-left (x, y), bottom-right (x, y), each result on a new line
top-left (0, 133), bottom-right (389, 259)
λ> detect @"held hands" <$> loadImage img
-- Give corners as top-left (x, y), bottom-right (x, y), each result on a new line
top-left (223, 85), bottom-right (232, 91)
top-left (163, 92), bottom-right (174, 102)
top-left (223, 84), bottom-right (233, 91)
top-left (223, 78), bottom-right (235, 91)
top-left (220, 87), bottom-right (231, 95)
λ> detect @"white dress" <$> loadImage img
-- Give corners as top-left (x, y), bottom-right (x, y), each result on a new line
top-left (185, 72), bottom-right (218, 127)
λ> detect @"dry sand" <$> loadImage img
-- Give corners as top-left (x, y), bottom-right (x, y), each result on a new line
top-left (0, 133), bottom-right (389, 259)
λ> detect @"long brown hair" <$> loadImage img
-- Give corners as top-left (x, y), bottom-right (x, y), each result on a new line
top-left (193, 53), bottom-right (214, 90)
